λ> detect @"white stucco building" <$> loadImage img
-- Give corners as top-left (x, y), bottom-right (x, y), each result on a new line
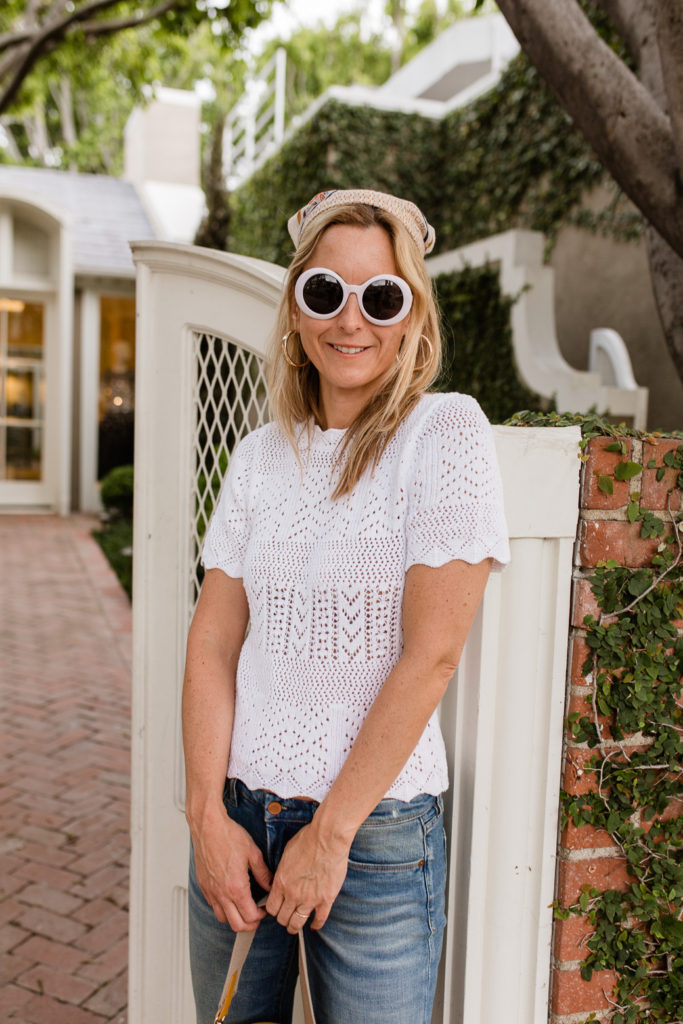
top-left (0, 88), bottom-right (204, 514)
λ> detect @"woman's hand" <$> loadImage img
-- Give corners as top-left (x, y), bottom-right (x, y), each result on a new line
top-left (266, 820), bottom-right (350, 933)
top-left (192, 805), bottom-right (272, 932)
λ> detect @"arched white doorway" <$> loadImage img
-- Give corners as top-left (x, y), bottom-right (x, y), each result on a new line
top-left (0, 191), bottom-right (73, 512)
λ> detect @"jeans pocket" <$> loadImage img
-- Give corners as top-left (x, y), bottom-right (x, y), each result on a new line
top-left (349, 808), bottom-right (431, 871)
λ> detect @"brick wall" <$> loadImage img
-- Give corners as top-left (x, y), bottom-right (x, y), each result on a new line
top-left (551, 436), bottom-right (682, 1022)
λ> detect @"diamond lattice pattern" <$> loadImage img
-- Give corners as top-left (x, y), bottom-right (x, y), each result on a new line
top-left (190, 332), bottom-right (268, 607)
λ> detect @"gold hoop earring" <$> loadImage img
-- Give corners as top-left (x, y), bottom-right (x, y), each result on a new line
top-left (281, 330), bottom-right (309, 368)
top-left (403, 333), bottom-right (436, 370)
top-left (413, 335), bottom-right (434, 372)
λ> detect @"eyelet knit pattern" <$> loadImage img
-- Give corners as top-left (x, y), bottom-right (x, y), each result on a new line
top-left (202, 392), bottom-right (510, 801)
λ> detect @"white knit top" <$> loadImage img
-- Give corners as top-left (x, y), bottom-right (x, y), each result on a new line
top-left (202, 392), bottom-right (510, 801)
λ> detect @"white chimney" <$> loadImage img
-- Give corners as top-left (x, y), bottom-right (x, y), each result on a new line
top-left (124, 88), bottom-right (205, 243)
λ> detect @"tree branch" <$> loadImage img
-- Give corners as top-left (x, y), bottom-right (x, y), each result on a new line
top-left (593, 0), bottom-right (667, 110)
top-left (0, 0), bottom-right (124, 53)
top-left (593, 0), bottom-right (649, 66)
top-left (79, 0), bottom-right (188, 40)
top-left (495, 0), bottom-right (683, 258)
top-left (652, 0), bottom-right (683, 173)
top-left (0, 0), bottom-right (188, 114)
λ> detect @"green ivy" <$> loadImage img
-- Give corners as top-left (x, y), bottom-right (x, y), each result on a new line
top-left (433, 264), bottom-right (544, 422)
top-left (229, 52), bottom-right (630, 266)
top-left (523, 417), bottom-right (683, 1024)
top-left (228, 54), bottom-right (639, 425)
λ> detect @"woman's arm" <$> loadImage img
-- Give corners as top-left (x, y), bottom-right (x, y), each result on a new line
top-left (267, 556), bottom-right (492, 932)
top-left (182, 568), bottom-right (272, 931)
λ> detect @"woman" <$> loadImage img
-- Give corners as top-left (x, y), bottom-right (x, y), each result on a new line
top-left (183, 188), bottom-right (510, 1024)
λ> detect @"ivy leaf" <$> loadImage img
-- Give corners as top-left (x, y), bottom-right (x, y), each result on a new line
top-left (659, 915), bottom-right (683, 945)
top-left (656, 466), bottom-right (665, 482)
top-left (607, 810), bottom-right (621, 833)
top-left (597, 474), bottom-right (613, 495)
top-left (627, 572), bottom-right (651, 597)
top-left (605, 441), bottom-right (626, 454)
top-left (614, 461), bottom-right (642, 481)
top-left (627, 501), bottom-right (640, 523)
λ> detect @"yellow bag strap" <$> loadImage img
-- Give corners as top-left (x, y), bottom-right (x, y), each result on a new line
top-left (214, 901), bottom-right (316, 1024)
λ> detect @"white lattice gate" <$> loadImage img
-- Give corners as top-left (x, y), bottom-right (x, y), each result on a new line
top-left (129, 241), bottom-right (581, 1024)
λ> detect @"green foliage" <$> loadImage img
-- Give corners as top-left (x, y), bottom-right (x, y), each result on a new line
top-left (505, 408), bottom-right (683, 442)
top-left (0, 2), bottom-right (271, 172)
top-left (99, 464), bottom-right (134, 518)
top-left (92, 515), bottom-right (133, 600)
top-left (553, 435), bottom-right (683, 1024)
top-left (228, 54), bottom-right (635, 420)
top-left (229, 52), bottom-right (629, 266)
top-left (433, 264), bottom-right (545, 422)
top-left (255, 13), bottom-right (393, 121)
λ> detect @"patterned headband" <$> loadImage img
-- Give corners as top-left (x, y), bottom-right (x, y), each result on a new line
top-left (287, 189), bottom-right (436, 256)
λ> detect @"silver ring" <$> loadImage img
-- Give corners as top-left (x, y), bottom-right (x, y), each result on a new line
top-left (293, 909), bottom-right (309, 919)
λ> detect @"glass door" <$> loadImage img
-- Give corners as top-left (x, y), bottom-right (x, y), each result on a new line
top-left (0, 299), bottom-right (44, 482)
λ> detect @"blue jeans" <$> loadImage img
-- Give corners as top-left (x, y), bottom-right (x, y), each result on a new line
top-left (188, 778), bottom-right (447, 1024)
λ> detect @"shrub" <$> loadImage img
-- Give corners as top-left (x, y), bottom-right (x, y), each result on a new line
top-left (99, 464), bottom-right (134, 518)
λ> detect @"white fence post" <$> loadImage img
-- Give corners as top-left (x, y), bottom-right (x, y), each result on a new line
top-left (128, 242), bottom-right (285, 1024)
top-left (129, 242), bottom-right (581, 1024)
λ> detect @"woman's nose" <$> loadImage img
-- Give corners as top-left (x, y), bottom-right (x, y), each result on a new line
top-left (337, 293), bottom-right (364, 329)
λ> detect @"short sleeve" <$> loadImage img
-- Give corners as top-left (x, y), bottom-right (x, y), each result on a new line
top-left (405, 395), bottom-right (510, 572)
top-left (201, 435), bottom-right (254, 578)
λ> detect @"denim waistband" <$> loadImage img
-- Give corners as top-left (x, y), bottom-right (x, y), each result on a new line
top-left (227, 777), bottom-right (442, 824)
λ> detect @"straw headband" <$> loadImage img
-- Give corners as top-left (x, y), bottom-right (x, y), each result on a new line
top-left (287, 189), bottom-right (436, 256)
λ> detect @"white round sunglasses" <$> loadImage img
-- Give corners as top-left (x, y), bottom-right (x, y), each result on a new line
top-left (294, 267), bottom-right (413, 327)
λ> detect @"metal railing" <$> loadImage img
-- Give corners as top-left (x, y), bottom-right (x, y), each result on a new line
top-left (224, 48), bottom-right (287, 189)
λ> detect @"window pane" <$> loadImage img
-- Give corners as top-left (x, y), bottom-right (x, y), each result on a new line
top-left (7, 302), bottom-right (43, 360)
top-left (5, 367), bottom-right (42, 419)
top-left (0, 300), bottom-right (45, 482)
top-left (5, 425), bottom-right (41, 479)
top-left (99, 295), bottom-right (135, 478)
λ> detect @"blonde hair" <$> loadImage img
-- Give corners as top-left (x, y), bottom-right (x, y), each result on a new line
top-left (267, 203), bottom-right (441, 498)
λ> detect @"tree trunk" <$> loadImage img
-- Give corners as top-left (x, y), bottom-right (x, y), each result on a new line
top-left (51, 75), bottom-right (77, 170)
top-left (645, 224), bottom-right (683, 383)
top-left (495, 0), bottom-right (683, 258)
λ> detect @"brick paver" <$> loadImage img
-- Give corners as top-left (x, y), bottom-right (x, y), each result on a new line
top-left (0, 515), bottom-right (131, 1023)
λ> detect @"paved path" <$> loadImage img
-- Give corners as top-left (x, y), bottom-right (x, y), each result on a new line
top-left (0, 515), bottom-right (132, 1023)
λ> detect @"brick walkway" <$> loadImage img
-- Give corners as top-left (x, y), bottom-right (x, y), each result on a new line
top-left (0, 515), bottom-right (132, 1023)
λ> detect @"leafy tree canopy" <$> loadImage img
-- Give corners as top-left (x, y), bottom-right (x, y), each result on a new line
top-left (0, 0), bottom-right (274, 172)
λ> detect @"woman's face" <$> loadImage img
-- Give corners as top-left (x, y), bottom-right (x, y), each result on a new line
top-left (292, 223), bottom-right (410, 429)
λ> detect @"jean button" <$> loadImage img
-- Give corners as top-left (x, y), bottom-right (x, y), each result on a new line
top-left (267, 800), bottom-right (282, 815)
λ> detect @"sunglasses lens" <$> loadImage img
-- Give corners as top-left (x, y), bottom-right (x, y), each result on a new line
top-left (362, 280), bottom-right (406, 321)
top-left (302, 273), bottom-right (344, 316)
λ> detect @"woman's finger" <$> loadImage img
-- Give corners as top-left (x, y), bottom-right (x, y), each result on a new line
top-left (309, 900), bottom-right (332, 931)
top-left (286, 907), bottom-right (311, 934)
top-left (265, 890), bottom-right (285, 920)
top-left (220, 896), bottom-right (266, 933)
top-left (248, 845), bottom-right (273, 892)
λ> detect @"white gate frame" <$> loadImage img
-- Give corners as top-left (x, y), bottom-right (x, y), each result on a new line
top-left (129, 241), bottom-right (581, 1024)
